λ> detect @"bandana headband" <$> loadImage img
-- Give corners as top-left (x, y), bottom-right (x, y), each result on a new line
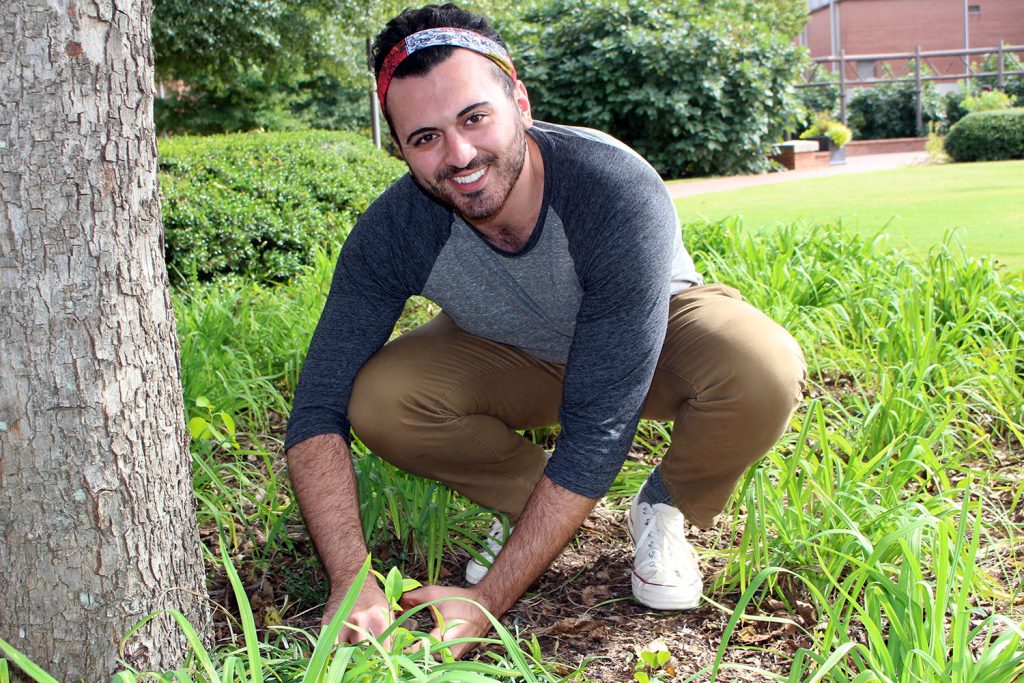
top-left (376, 27), bottom-right (517, 112)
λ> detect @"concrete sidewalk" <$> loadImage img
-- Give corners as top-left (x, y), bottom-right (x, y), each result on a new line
top-left (665, 151), bottom-right (931, 198)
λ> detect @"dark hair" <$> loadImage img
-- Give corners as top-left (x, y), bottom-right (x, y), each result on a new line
top-left (372, 4), bottom-right (509, 82)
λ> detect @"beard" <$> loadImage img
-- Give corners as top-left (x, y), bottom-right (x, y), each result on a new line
top-left (415, 117), bottom-right (528, 222)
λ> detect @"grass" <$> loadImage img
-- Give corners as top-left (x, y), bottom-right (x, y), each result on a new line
top-left (4, 219), bottom-right (1023, 681)
top-left (675, 160), bottom-right (1024, 276)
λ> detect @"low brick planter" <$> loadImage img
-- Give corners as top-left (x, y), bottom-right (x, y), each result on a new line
top-left (772, 140), bottom-right (831, 170)
top-left (845, 137), bottom-right (928, 156)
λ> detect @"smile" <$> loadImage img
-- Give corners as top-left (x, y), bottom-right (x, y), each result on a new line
top-left (451, 167), bottom-right (486, 185)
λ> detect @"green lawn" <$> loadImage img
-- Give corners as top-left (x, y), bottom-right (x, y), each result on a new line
top-left (675, 160), bottom-right (1024, 276)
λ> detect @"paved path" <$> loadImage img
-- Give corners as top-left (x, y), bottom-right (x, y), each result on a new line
top-left (665, 151), bottom-right (931, 198)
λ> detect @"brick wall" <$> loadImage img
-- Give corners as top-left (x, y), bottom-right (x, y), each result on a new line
top-left (806, 0), bottom-right (1024, 81)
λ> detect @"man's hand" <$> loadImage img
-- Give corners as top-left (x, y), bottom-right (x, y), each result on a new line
top-left (400, 585), bottom-right (492, 660)
top-left (323, 579), bottom-right (395, 647)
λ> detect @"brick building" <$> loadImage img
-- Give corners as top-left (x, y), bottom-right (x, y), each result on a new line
top-left (803, 0), bottom-right (1024, 82)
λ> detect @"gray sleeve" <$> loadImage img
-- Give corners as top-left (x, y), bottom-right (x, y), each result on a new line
top-left (542, 152), bottom-right (676, 498)
top-left (284, 178), bottom-right (448, 451)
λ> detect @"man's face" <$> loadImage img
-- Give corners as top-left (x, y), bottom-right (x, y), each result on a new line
top-left (386, 49), bottom-right (532, 222)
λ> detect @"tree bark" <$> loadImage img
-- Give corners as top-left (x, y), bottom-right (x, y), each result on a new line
top-left (0, 0), bottom-right (210, 678)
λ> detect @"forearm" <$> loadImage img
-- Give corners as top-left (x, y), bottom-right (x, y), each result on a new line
top-left (287, 433), bottom-right (368, 588)
top-left (475, 475), bottom-right (597, 616)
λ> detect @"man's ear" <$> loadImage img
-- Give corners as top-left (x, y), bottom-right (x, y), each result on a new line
top-left (514, 79), bottom-right (534, 128)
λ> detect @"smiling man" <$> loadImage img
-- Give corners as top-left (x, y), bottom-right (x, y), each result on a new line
top-left (284, 3), bottom-right (806, 658)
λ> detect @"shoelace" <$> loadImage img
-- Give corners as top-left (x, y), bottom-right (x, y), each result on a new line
top-left (636, 504), bottom-right (697, 576)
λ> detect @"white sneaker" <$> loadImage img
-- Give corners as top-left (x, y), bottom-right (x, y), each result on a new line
top-left (465, 519), bottom-right (512, 585)
top-left (628, 494), bottom-right (703, 610)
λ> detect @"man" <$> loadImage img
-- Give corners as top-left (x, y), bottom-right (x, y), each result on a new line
top-left (285, 3), bottom-right (805, 658)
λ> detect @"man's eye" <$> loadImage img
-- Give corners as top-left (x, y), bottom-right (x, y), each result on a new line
top-left (466, 113), bottom-right (486, 125)
top-left (414, 133), bottom-right (438, 146)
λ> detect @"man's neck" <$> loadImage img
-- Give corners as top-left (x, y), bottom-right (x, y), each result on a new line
top-left (466, 134), bottom-right (544, 253)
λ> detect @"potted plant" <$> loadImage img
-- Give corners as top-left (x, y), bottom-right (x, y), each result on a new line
top-left (799, 113), bottom-right (853, 165)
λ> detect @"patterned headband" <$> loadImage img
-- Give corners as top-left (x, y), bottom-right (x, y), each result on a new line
top-left (376, 27), bottom-right (518, 113)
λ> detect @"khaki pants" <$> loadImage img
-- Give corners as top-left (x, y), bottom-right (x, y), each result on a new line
top-left (349, 283), bottom-right (805, 528)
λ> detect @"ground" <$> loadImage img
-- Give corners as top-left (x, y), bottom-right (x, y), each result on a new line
top-left (204, 440), bottom-right (836, 682)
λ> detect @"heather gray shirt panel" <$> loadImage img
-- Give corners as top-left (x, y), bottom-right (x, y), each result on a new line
top-left (421, 213), bottom-right (582, 364)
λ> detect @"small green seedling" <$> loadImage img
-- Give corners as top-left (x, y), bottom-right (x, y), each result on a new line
top-left (371, 565), bottom-right (422, 611)
top-left (634, 640), bottom-right (672, 683)
top-left (188, 395), bottom-right (240, 450)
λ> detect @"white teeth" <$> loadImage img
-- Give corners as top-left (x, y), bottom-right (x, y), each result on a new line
top-left (452, 168), bottom-right (485, 184)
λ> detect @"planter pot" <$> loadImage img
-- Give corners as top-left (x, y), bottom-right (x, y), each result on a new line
top-left (808, 135), bottom-right (831, 153)
top-left (808, 135), bottom-right (847, 165)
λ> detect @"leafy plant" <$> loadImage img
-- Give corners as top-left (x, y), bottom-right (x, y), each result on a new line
top-left (158, 130), bottom-right (405, 285)
top-left (799, 112), bottom-right (853, 148)
top-left (975, 51), bottom-right (1024, 106)
top-left (633, 639), bottom-right (672, 683)
top-left (846, 68), bottom-right (945, 139)
top-left (945, 109), bottom-right (1024, 162)
top-left (961, 89), bottom-right (1014, 113)
top-left (925, 121), bottom-right (949, 163)
top-left (511, 0), bottom-right (808, 178)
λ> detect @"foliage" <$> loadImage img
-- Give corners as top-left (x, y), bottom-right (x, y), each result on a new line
top-left (151, 0), bottom-right (519, 134)
top-left (945, 109), bottom-right (1024, 162)
top-left (8, 211), bottom-right (1022, 679)
top-left (158, 131), bottom-right (405, 285)
top-left (152, 0), bottom-right (344, 86)
top-left (151, 0), bottom-right (369, 135)
top-left (943, 89), bottom-right (970, 132)
top-left (975, 51), bottom-right (1024, 106)
top-left (926, 121), bottom-right (949, 163)
top-left (509, 0), bottom-right (808, 178)
top-left (794, 84), bottom-right (839, 132)
top-left (961, 89), bottom-right (1014, 113)
top-left (155, 72), bottom-right (373, 136)
top-left (799, 112), bottom-right (852, 148)
top-left (846, 74), bottom-right (945, 139)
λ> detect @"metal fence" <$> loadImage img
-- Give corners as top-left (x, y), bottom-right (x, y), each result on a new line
top-left (798, 43), bottom-right (1024, 135)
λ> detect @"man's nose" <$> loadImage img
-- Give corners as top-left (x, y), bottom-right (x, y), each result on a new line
top-left (443, 132), bottom-right (477, 169)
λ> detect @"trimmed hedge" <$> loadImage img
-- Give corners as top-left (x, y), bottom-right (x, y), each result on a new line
top-left (945, 109), bottom-right (1024, 163)
top-left (158, 131), bottom-right (405, 284)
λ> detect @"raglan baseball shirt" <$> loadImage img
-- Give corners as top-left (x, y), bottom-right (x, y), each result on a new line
top-left (285, 121), bottom-right (702, 499)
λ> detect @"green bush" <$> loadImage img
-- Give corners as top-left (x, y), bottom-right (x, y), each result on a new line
top-left (943, 90), bottom-right (969, 132)
top-left (944, 109), bottom-right (1024, 162)
top-left (795, 85), bottom-right (840, 132)
top-left (510, 0), bottom-right (807, 178)
top-left (847, 77), bottom-right (945, 139)
top-left (975, 51), bottom-right (1024, 107)
top-left (159, 130), bottom-right (405, 284)
top-left (800, 112), bottom-right (852, 148)
top-left (961, 89), bottom-right (1014, 113)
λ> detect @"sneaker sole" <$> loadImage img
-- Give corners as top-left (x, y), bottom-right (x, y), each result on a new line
top-left (627, 504), bottom-right (703, 611)
top-left (631, 572), bottom-right (702, 610)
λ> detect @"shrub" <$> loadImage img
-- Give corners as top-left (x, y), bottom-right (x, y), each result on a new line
top-left (975, 51), bottom-right (1024, 107)
top-left (510, 0), bottom-right (807, 178)
top-left (961, 89), bottom-right (1013, 113)
top-left (800, 113), bottom-right (853, 148)
top-left (944, 109), bottom-right (1024, 162)
top-left (159, 130), bottom-right (405, 284)
top-left (794, 85), bottom-right (840, 133)
top-left (847, 76), bottom-right (945, 139)
top-left (943, 90), bottom-right (969, 132)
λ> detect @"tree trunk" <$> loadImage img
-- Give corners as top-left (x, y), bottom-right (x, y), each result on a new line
top-left (0, 0), bottom-right (210, 678)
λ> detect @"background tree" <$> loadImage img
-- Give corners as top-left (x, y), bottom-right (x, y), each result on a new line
top-left (0, 0), bottom-right (209, 678)
top-left (509, 0), bottom-right (808, 178)
top-left (150, 0), bottom-right (513, 135)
